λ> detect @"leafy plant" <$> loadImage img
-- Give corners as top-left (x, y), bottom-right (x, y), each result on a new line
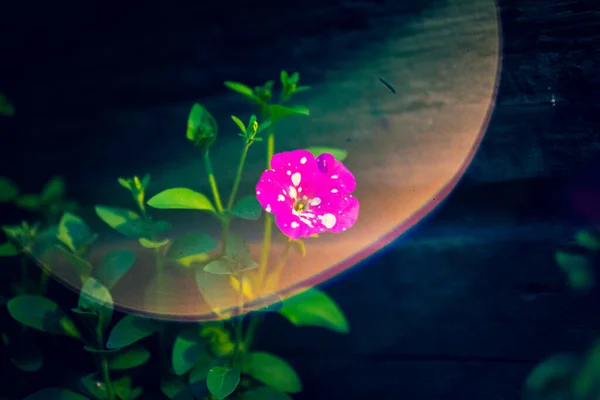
top-left (1, 71), bottom-right (356, 399)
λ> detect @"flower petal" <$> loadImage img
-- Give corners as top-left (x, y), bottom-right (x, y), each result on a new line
top-left (255, 169), bottom-right (294, 215)
top-left (275, 210), bottom-right (320, 240)
top-left (316, 153), bottom-right (356, 194)
top-left (310, 192), bottom-right (359, 234)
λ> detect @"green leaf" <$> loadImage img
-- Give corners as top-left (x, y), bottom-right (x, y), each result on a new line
top-left (242, 352), bottom-right (301, 393)
top-left (304, 146), bottom-right (348, 161)
top-left (204, 260), bottom-right (234, 275)
top-left (106, 314), bottom-right (159, 349)
top-left (78, 278), bottom-right (113, 328)
top-left (231, 115), bottom-right (246, 133)
top-left (525, 354), bottom-right (579, 395)
top-left (0, 241), bottom-right (19, 256)
top-left (83, 345), bottom-right (119, 354)
top-left (278, 288), bottom-right (349, 333)
top-left (268, 104), bottom-right (310, 123)
top-left (108, 345), bottom-right (151, 370)
top-left (41, 176), bottom-right (65, 203)
top-left (138, 238), bottom-right (169, 249)
top-left (207, 366), bottom-right (241, 400)
top-left (56, 246), bottom-right (93, 279)
top-left (15, 194), bottom-right (42, 211)
top-left (556, 251), bottom-right (594, 290)
top-left (166, 232), bottom-right (218, 261)
top-left (118, 178), bottom-right (131, 190)
top-left (7, 295), bottom-right (81, 339)
top-left (141, 174), bottom-right (151, 189)
top-left (188, 352), bottom-right (215, 384)
top-left (244, 387), bottom-right (293, 400)
top-left (229, 196), bottom-right (262, 221)
top-left (224, 81), bottom-right (261, 102)
top-left (95, 206), bottom-right (169, 238)
top-left (147, 188), bottom-right (216, 212)
top-left (80, 373), bottom-right (107, 399)
top-left (23, 388), bottom-right (89, 400)
top-left (9, 332), bottom-right (43, 372)
top-left (195, 270), bottom-right (239, 316)
top-left (573, 339), bottom-right (600, 398)
top-left (0, 92), bottom-right (15, 116)
top-left (186, 103), bottom-right (218, 149)
top-left (94, 250), bottom-right (136, 289)
top-left (289, 239), bottom-right (306, 257)
top-left (0, 176), bottom-right (19, 202)
top-left (160, 377), bottom-right (195, 400)
top-left (172, 329), bottom-right (207, 376)
top-left (57, 212), bottom-right (96, 252)
top-left (575, 231), bottom-right (600, 251)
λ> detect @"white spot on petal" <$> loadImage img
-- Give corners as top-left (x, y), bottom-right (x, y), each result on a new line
top-left (322, 213), bottom-right (336, 228)
top-left (310, 197), bottom-right (322, 206)
top-left (266, 204), bottom-right (271, 213)
top-left (300, 157), bottom-right (307, 164)
top-left (331, 188), bottom-right (338, 193)
top-left (291, 172), bottom-right (301, 187)
top-left (291, 221), bottom-right (300, 228)
top-left (331, 175), bottom-right (339, 179)
top-left (298, 187), bottom-right (302, 193)
top-left (287, 170), bottom-right (291, 176)
top-left (277, 194), bottom-right (285, 202)
top-left (289, 186), bottom-right (297, 199)
top-left (256, 191), bottom-right (261, 195)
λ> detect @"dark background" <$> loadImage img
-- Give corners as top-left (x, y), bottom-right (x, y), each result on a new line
top-left (1, 0), bottom-right (600, 399)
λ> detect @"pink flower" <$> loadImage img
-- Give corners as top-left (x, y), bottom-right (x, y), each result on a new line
top-left (255, 149), bottom-right (360, 240)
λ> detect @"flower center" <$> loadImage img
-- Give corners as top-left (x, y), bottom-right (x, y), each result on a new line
top-left (293, 195), bottom-right (310, 213)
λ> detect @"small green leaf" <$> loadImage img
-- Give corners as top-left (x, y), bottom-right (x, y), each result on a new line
top-left (106, 314), bottom-right (159, 349)
top-left (244, 387), bottom-right (293, 400)
top-left (15, 194), bottom-right (42, 211)
top-left (23, 388), bottom-right (89, 400)
top-left (0, 176), bottom-right (19, 202)
top-left (139, 238), bottom-right (169, 248)
top-left (304, 146), bottom-right (348, 161)
top-left (525, 353), bottom-right (579, 395)
top-left (242, 352), bottom-right (301, 393)
top-left (224, 81), bottom-right (261, 103)
top-left (160, 377), bottom-right (195, 400)
top-left (83, 345), bottom-right (119, 354)
top-left (57, 212), bottom-right (96, 252)
top-left (188, 352), bottom-right (215, 384)
top-left (141, 174), bottom-right (151, 189)
top-left (78, 278), bottom-right (113, 328)
top-left (278, 288), bottom-right (349, 333)
top-left (556, 251), bottom-right (594, 290)
top-left (95, 206), bottom-right (168, 238)
top-left (196, 270), bottom-right (239, 316)
top-left (94, 250), bottom-right (136, 289)
top-left (0, 241), bottom-right (19, 256)
top-left (573, 339), bottom-right (600, 398)
top-left (118, 178), bottom-right (131, 190)
top-left (9, 332), bottom-right (43, 372)
top-left (204, 260), bottom-right (234, 275)
top-left (186, 103), bottom-right (218, 149)
top-left (290, 239), bottom-right (306, 257)
top-left (108, 345), bottom-right (151, 370)
top-left (229, 196), bottom-right (262, 221)
top-left (0, 92), bottom-right (15, 116)
top-left (268, 104), bottom-right (310, 123)
top-left (172, 329), bottom-right (207, 376)
top-left (41, 176), bottom-right (65, 203)
top-left (231, 115), bottom-right (246, 133)
top-left (80, 373), bottom-right (107, 399)
top-left (7, 295), bottom-right (81, 339)
top-left (147, 188), bottom-right (216, 212)
top-left (166, 232), bottom-right (218, 260)
top-left (207, 366), bottom-right (241, 400)
top-left (56, 246), bottom-right (93, 279)
top-left (575, 231), bottom-right (600, 251)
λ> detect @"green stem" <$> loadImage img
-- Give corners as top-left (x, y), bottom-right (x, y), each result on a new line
top-left (96, 319), bottom-right (114, 400)
top-left (204, 148), bottom-right (224, 214)
top-left (39, 269), bottom-right (49, 295)
top-left (154, 248), bottom-right (167, 373)
top-left (19, 256), bottom-right (28, 288)
top-left (258, 131), bottom-right (276, 282)
top-left (244, 314), bottom-right (263, 352)
top-left (232, 274), bottom-right (245, 366)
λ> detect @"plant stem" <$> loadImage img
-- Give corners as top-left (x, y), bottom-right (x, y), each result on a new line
top-left (220, 143), bottom-right (252, 254)
top-left (39, 268), bottom-right (49, 295)
top-left (258, 131), bottom-right (276, 283)
top-left (96, 318), bottom-right (114, 400)
top-left (244, 314), bottom-right (263, 352)
top-left (232, 274), bottom-right (245, 366)
top-left (154, 248), bottom-right (167, 373)
top-left (204, 148), bottom-right (224, 214)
